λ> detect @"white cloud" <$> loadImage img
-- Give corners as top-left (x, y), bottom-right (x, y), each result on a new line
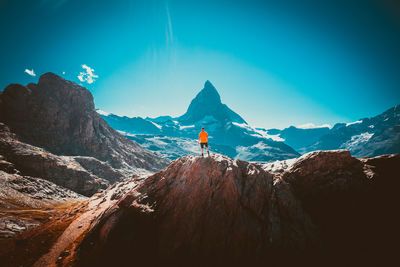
top-left (62, 71), bottom-right (66, 75)
top-left (77, 64), bottom-right (98, 84)
top-left (296, 123), bottom-right (332, 129)
top-left (24, 69), bottom-right (36, 77)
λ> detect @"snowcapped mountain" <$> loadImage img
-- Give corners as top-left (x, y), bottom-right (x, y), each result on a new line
top-left (99, 80), bottom-right (399, 160)
top-left (263, 105), bottom-right (400, 157)
top-left (177, 80), bottom-right (246, 125)
top-left (265, 126), bottom-right (331, 152)
top-left (304, 105), bottom-right (400, 157)
top-left (103, 114), bottom-right (162, 135)
top-left (99, 80), bottom-right (300, 161)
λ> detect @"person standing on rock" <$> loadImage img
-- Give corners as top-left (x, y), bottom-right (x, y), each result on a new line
top-left (199, 127), bottom-right (210, 157)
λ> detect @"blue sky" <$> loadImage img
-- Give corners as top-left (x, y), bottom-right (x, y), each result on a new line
top-left (1, 0), bottom-right (399, 129)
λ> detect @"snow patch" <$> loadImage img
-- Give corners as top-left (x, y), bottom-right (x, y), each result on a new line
top-left (180, 125), bottom-right (195, 130)
top-left (232, 122), bottom-right (252, 131)
top-left (213, 153), bottom-right (227, 162)
top-left (117, 130), bottom-right (135, 137)
top-left (150, 121), bottom-right (162, 129)
top-left (236, 142), bottom-right (274, 160)
top-left (263, 157), bottom-right (298, 173)
top-left (96, 109), bottom-right (110, 116)
top-left (253, 128), bottom-right (285, 142)
top-left (233, 123), bottom-right (285, 142)
top-left (346, 120), bottom-right (363, 127)
top-left (296, 123), bottom-right (332, 129)
top-left (341, 132), bottom-right (374, 150)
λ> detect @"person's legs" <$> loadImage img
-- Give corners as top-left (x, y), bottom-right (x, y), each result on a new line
top-left (200, 143), bottom-right (204, 156)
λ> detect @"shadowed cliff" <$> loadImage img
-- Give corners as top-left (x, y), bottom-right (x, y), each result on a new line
top-left (67, 151), bottom-right (399, 267)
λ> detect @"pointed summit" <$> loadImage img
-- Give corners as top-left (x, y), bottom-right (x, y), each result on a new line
top-left (177, 81), bottom-right (246, 125)
top-left (196, 80), bottom-right (221, 105)
top-left (204, 79), bottom-right (212, 86)
top-left (204, 80), bottom-right (219, 93)
top-left (204, 80), bottom-right (216, 90)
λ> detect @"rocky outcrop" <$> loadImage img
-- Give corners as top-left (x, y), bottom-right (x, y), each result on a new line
top-left (1, 151), bottom-right (397, 267)
top-left (18, 176), bottom-right (140, 267)
top-left (71, 155), bottom-right (314, 266)
top-left (0, 123), bottom-right (111, 196)
top-left (65, 151), bottom-right (399, 267)
top-left (281, 151), bottom-right (399, 266)
top-left (0, 169), bottom-right (84, 239)
top-left (0, 72), bottom-right (167, 175)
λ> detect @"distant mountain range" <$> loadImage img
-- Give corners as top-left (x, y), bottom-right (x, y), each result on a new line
top-left (99, 81), bottom-right (400, 161)
top-left (99, 81), bottom-right (300, 161)
top-left (266, 104), bottom-right (400, 157)
top-left (303, 105), bottom-right (400, 157)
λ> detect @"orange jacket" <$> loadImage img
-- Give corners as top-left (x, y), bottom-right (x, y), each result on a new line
top-left (199, 131), bottom-right (208, 143)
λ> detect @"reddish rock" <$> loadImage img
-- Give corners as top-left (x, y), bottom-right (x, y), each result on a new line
top-left (71, 152), bottom-right (399, 267)
top-left (282, 150), bottom-right (400, 267)
top-left (0, 170), bottom-right (84, 239)
top-left (75, 155), bottom-right (318, 266)
top-left (1, 151), bottom-right (396, 267)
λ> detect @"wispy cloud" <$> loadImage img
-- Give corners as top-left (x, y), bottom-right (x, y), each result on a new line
top-left (24, 69), bottom-right (36, 77)
top-left (77, 64), bottom-right (98, 84)
top-left (165, 2), bottom-right (174, 45)
top-left (296, 123), bottom-right (332, 129)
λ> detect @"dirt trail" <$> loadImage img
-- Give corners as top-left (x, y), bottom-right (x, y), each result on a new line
top-left (33, 179), bottom-right (139, 267)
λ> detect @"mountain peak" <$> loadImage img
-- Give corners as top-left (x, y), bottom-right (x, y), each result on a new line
top-left (198, 80), bottom-right (221, 103)
top-left (204, 79), bottom-right (214, 88)
top-left (177, 81), bottom-right (246, 125)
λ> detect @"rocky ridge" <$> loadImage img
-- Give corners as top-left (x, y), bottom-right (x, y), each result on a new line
top-left (0, 122), bottom-right (111, 196)
top-left (43, 150), bottom-right (398, 267)
top-left (0, 72), bottom-right (168, 175)
top-left (0, 152), bottom-right (85, 241)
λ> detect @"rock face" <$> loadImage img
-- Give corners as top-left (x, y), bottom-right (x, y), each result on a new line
top-left (0, 72), bottom-right (167, 175)
top-left (68, 151), bottom-right (399, 267)
top-left (2, 175), bottom-right (141, 267)
top-left (270, 151), bottom-right (399, 266)
top-left (0, 157), bottom-right (85, 240)
top-left (0, 122), bottom-right (111, 196)
top-left (74, 154), bottom-right (316, 266)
